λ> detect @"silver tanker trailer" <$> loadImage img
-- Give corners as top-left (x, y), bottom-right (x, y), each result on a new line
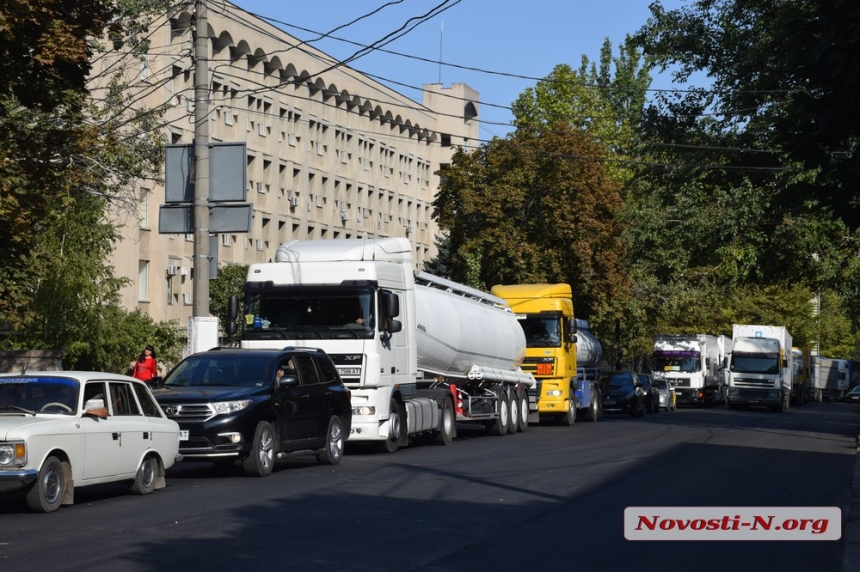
top-left (231, 238), bottom-right (536, 453)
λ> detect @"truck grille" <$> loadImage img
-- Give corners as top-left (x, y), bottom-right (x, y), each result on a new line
top-left (162, 403), bottom-right (214, 422)
top-left (733, 377), bottom-right (773, 389)
top-left (328, 353), bottom-right (364, 381)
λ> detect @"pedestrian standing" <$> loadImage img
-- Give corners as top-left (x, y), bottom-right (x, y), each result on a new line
top-left (132, 345), bottom-right (158, 383)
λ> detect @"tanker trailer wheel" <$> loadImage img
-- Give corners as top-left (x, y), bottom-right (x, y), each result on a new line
top-left (433, 398), bottom-right (456, 446)
top-left (516, 390), bottom-right (529, 432)
top-left (487, 390), bottom-right (510, 436)
top-left (507, 389), bottom-right (519, 434)
top-left (378, 398), bottom-right (402, 453)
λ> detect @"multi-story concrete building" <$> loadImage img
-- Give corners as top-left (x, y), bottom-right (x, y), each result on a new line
top-left (97, 2), bottom-right (479, 326)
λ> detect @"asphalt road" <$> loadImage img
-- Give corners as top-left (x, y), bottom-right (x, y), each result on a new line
top-left (2, 402), bottom-right (859, 572)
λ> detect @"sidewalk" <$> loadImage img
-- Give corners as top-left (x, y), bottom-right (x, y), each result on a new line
top-left (843, 433), bottom-right (860, 571)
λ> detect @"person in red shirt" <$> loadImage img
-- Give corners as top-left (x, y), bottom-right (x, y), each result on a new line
top-left (132, 345), bottom-right (158, 383)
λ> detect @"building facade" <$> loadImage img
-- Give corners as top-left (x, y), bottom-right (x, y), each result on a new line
top-left (98, 2), bottom-right (479, 325)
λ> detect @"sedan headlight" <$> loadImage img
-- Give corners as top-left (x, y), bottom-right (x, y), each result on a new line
top-left (211, 400), bottom-right (252, 415)
top-left (0, 442), bottom-right (27, 466)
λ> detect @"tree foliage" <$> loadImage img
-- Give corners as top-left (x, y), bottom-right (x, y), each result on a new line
top-left (512, 37), bottom-right (651, 184)
top-left (0, 0), bottom-right (177, 368)
top-left (209, 263), bottom-right (249, 346)
top-left (634, 0), bottom-right (860, 229)
top-left (617, 0), bottom-right (860, 362)
top-left (434, 125), bottom-right (628, 323)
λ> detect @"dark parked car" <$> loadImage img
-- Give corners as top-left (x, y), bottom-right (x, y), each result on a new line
top-left (842, 386), bottom-right (860, 404)
top-left (152, 347), bottom-right (352, 477)
top-left (638, 373), bottom-right (661, 414)
top-left (600, 372), bottom-right (647, 418)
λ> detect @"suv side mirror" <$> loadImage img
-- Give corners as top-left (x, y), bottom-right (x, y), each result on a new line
top-left (278, 374), bottom-right (299, 387)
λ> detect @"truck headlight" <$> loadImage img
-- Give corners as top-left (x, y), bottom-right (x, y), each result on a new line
top-left (728, 388), bottom-right (739, 396)
top-left (352, 406), bottom-right (376, 416)
top-left (767, 390), bottom-right (780, 399)
top-left (211, 400), bottom-right (252, 415)
top-left (0, 443), bottom-right (27, 466)
top-left (546, 390), bottom-right (563, 397)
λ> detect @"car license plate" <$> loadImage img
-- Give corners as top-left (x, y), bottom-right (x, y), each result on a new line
top-left (179, 430), bottom-right (189, 441)
top-left (604, 400), bottom-right (615, 405)
top-left (339, 368), bottom-right (361, 376)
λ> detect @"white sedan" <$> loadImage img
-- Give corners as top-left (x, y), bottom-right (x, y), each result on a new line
top-left (0, 371), bottom-right (181, 512)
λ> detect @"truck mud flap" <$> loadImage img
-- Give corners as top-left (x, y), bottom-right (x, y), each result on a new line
top-left (405, 398), bottom-right (441, 434)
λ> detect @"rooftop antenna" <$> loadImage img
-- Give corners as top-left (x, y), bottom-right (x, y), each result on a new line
top-left (438, 21), bottom-right (443, 84)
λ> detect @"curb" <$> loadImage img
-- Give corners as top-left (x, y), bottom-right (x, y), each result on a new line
top-left (844, 442), bottom-right (860, 571)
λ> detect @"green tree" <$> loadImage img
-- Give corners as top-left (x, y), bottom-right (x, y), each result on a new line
top-left (0, 0), bottom-right (176, 369)
top-left (209, 263), bottom-right (249, 345)
top-left (423, 232), bottom-right (453, 278)
top-left (635, 0), bottom-right (860, 230)
top-left (620, 0), bottom-right (860, 359)
top-left (434, 125), bottom-right (628, 324)
top-left (512, 37), bottom-right (651, 184)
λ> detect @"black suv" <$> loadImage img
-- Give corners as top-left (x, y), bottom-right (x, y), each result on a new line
top-left (152, 347), bottom-right (352, 477)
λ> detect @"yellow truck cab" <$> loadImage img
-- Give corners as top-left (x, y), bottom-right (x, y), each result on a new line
top-left (492, 284), bottom-right (600, 425)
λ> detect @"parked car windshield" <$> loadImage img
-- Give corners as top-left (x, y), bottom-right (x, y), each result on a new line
top-left (0, 377), bottom-right (80, 415)
top-left (162, 355), bottom-right (274, 388)
top-left (652, 379), bottom-right (669, 390)
top-left (606, 374), bottom-right (635, 390)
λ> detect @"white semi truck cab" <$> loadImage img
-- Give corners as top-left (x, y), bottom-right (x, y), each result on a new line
top-left (651, 334), bottom-right (723, 407)
top-left (727, 324), bottom-right (793, 412)
top-left (228, 238), bottom-right (536, 453)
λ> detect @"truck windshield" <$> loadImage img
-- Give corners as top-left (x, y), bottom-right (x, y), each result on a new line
top-left (519, 316), bottom-right (561, 348)
top-left (243, 289), bottom-right (374, 340)
top-left (653, 352), bottom-right (701, 373)
top-left (730, 353), bottom-right (779, 374)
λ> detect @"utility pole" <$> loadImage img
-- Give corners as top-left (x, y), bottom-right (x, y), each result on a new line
top-left (193, 0), bottom-right (210, 319)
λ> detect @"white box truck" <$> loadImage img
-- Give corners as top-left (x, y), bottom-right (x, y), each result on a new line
top-left (227, 238), bottom-right (537, 453)
top-left (651, 334), bottom-right (724, 407)
top-left (810, 357), bottom-right (849, 401)
top-left (727, 324), bottom-right (793, 412)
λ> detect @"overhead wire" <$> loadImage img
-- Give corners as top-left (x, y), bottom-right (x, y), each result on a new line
top-left (82, 1), bottom-right (800, 176)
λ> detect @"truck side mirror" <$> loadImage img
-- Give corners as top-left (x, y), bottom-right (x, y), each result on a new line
top-left (388, 319), bottom-right (402, 334)
top-left (380, 318), bottom-right (402, 342)
top-left (383, 291), bottom-right (400, 317)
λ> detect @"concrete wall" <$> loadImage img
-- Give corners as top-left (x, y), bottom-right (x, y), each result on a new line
top-left (0, 350), bottom-right (65, 374)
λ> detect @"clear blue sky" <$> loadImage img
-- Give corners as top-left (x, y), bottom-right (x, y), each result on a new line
top-left (229, 0), bottom-right (691, 141)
